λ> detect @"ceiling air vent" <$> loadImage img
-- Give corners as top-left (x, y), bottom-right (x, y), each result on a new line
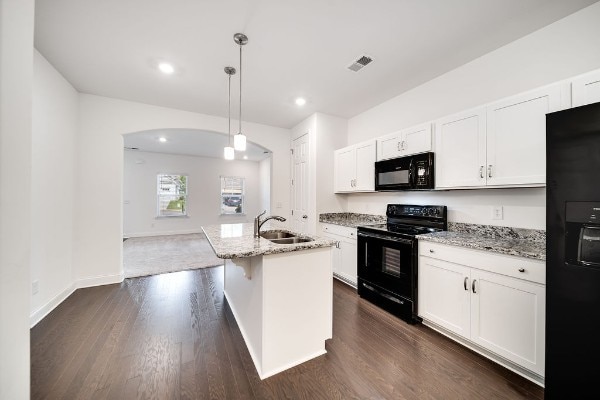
top-left (124, 146), bottom-right (139, 150)
top-left (347, 55), bottom-right (373, 72)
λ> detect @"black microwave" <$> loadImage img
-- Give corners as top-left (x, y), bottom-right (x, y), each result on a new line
top-left (375, 152), bottom-right (434, 191)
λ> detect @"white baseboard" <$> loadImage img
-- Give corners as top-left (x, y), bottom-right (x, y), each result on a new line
top-left (30, 272), bottom-right (124, 328)
top-left (77, 272), bottom-right (124, 289)
top-left (29, 283), bottom-right (77, 328)
top-left (124, 229), bottom-right (203, 238)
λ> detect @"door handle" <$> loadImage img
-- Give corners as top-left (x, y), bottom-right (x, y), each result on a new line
top-left (479, 166), bottom-right (484, 179)
top-left (487, 165), bottom-right (492, 178)
top-left (464, 277), bottom-right (469, 291)
top-left (302, 215), bottom-right (308, 219)
top-left (472, 279), bottom-right (477, 294)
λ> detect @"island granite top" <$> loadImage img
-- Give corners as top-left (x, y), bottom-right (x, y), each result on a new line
top-left (416, 231), bottom-right (546, 261)
top-left (202, 222), bottom-right (335, 259)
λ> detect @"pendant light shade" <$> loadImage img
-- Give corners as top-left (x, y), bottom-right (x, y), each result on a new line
top-left (234, 133), bottom-right (246, 151)
top-left (234, 33), bottom-right (248, 152)
top-left (224, 146), bottom-right (235, 160)
top-left (224, 66), bottom-right (236, 160)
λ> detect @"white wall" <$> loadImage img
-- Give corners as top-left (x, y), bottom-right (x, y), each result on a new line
top-left (124, 150), bottom-right (262, 236)
top-left (31, 50), bottom-right (79, 324)
top-left (345, 3), bottom-right (600, 229)
top-left (259, 157), bottom-right (272, 213)
top-left (75, 94), bottom-right (291, 285)
top-left (0, 0), bottom-right (34, 398)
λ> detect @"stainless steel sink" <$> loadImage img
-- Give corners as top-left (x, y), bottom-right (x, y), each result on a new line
top-left (260, 231), bottom-right (296, 240)
top-left (269, 237), bottom-right (314, 245)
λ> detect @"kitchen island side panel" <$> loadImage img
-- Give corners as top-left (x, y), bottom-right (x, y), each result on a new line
top-left (223, 257), bottom-right (264, 374)
top-left (261, 247), bottom-right (333, 377)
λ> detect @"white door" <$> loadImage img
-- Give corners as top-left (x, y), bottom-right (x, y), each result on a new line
top-left (334, 147), bottom-right (355, 192)
top-left (572, 69), bottom-right (600, 107)
top-left (292, 134), bottom-right (309, 233)
top-left (470, 269), bottom-right (546, 376)
top-left (486, 85), bottom-right (561, 186)
top-left (377, 132), bottom-right (402, 161)
top-left (418, 257), bottom-right (471, 339)
top-left (434, 108), bottom-right (487, 188)
top-left (354, 141), bottom-right (376, 191)
top-left (338, 237), bottom-right (357, 286)
top-left (401, 123), bottom-right (432, 156)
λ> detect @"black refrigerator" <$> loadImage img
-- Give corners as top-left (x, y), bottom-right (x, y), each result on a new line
top-left (546, 102), bottom-right (600, 398)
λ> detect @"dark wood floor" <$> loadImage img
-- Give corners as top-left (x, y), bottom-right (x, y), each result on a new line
top-left (31, 266), bottom-right (544, 399)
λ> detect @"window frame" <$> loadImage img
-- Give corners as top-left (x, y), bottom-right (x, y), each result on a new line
top-left (220, 176), bottom-right (245, 215)
top-left (156, 173), bottom-right (189, 218)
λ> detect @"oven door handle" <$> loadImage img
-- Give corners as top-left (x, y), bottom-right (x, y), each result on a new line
top-left (358, 231), bottom-right (414, 246)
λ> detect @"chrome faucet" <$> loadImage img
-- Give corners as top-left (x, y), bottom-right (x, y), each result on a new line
top-left (254, 210), bottom-right (287, 237)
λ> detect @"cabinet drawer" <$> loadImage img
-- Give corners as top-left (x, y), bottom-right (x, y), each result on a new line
top-left (419, 241), bottom-right (545, 284)
top-left (321, 224), bottom-right (357, 240)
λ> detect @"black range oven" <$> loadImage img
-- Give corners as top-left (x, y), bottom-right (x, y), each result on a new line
top-left (357, 204), bottom-right (447, 323)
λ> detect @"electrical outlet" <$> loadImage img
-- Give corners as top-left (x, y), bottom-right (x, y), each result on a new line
top-left (492, 206), bottom-right (504, 220)
top-left (32, 280), bottom-right (39, 295)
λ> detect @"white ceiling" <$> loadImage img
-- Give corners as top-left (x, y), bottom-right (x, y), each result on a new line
top-left (34, 0), bottom-right (598, 129)
top-left (124, 129), bottom-right (270, 161)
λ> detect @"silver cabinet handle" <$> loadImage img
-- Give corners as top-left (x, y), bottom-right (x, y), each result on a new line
top-left (518, 268), bottom-right (525, 273)
top-left (480, 166), bottom-right (484, 179)
top-left (429, 249), bottom-right (434, 253)
top-left (397, 141), bottom-right (401, 151)
top-left (464, 277), bottom-right (469, 291)
top-left (488, 165), bottom-right (492, 178)
top-left (472, 279), bottom-right (477, 294)
top-left (302, 215), bottom-right (308, 219)
top-left (336, 241), bottom-right (340, 249)
top-left (402, 141), bottom-right (406, 150)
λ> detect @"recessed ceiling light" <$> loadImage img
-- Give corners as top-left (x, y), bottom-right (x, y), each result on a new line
top-left (295, 97), bottom-right (307, 106)
top-left (158, 62), bottom-right (175, 75)
top-left (159, 137), bottom-right (167, 142)
top-left (243, 155), bottom-right (248, 160)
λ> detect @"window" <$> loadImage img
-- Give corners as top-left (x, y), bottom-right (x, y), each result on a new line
top-left (157, 174), bottom-right (188, 217)
top-left (221, 176), bottom-right (244, 214)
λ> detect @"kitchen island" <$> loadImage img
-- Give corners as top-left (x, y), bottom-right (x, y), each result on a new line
top-left (202, 223), bottom-right (335, 379)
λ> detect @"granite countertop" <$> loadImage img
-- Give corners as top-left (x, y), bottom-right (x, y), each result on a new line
top-left (417, 223), bottom-right (546, 261)
top-left (319, 212), bottom-right (386, 228)
top-left (202, 222), bottom-right (335, 259)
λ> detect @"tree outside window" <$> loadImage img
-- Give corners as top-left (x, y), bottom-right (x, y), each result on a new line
top-left (221, 176), bottom-right (244, 214)
top-left (157, 174), bottom-right (188, 217)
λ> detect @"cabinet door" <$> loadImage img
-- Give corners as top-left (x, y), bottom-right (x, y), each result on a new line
top-left (470, 269), bottom-right (545, 376)
top-left (354, 141), bottom-right (376, 191)
top-left (418, 257), bottom-right (471, 339)
top-left (486, 85), bottom-right (562, 186)
top-left (338, 238), bottom-right (357, 286)
top-left (334, 147), bottom-right (355, 192)
top-left (434, 108), bottom-right (487, 188)
top-left (401, 123), bottom-right (432, 156)
top-left (572, 69), bottom-right (600, 107)
top-left (377, 132), bottom-right (402, 161)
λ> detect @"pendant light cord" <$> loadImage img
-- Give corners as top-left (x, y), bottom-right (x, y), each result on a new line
top-left (228, 73), bottom-right (232, 145)
top-left (239, 44), bottom-right (242, 134)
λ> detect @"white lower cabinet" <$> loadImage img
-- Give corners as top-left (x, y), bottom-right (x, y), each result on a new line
top-left (419, 241), bottom-right (546, 379)
top-left (321, 223), bottom-right (357, 286)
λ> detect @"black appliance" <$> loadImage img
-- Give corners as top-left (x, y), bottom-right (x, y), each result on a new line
top-left (375, 152), bottom-right (434, 191)
top-left (546, 102), bottom-right (600, 398)
top-left (357, 204), bottom-right (447, 323)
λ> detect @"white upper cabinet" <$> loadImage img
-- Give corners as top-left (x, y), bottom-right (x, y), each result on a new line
top-left (334, 140), bottom-right (376, 193)
top-left (572, 69), bottom-right (600, 107)
top-left (486, 85), bottom-right (562, 186)
top-left (377, 123), bottom-right (432, 161)
top-left (435, 83), bottom-right (564, 189)
top-left (435, 108), bottom-right (486, 188)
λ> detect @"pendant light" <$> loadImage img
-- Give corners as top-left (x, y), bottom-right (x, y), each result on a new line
top-left (224, 66), bottom-right (236, 160)
top-left (233, 33), bottom-right (248, 152)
